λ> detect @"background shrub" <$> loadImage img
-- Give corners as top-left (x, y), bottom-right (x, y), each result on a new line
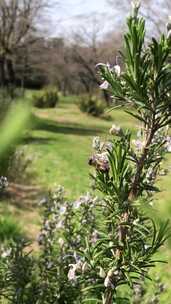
top-left (33, 87), bottom-right (59, 108)
top-left (0, 215), bottom-right (24, 242)
top-left (8, 146), bottom-right (35, 183)
top-left (78, 95), bottom-right (105, 117)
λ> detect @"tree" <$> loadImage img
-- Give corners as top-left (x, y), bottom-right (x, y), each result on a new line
top-left (0, 0), bottom-right (56, 91)
top-left (71, 15), bottom-right (122, 104)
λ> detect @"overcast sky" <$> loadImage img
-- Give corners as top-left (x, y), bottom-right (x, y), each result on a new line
top-left (60, 0), bottom-right (108, 18)
top-left (55, 0), bottom-right (110, 35)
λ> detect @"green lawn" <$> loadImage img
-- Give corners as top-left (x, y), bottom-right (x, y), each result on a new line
top-left (24, 99), bottom-right (136, 198)
top-left (1, 95), bottom-right (171, 302)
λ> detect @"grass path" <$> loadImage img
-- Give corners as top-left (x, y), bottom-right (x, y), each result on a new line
top-left (5, 97), bottom-right (171, 228)
top-left (1, 99), bottom-right (136, 240)
top-left (25, 102), bottom-right (136, 199)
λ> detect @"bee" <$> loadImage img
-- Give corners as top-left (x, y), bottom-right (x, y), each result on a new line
top-left (88, 152), bottom-right (109, 173)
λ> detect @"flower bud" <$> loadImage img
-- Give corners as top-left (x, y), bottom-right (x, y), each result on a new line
top-left (167, 16), bottom-right (171, 31)
top-left (100, 80), bottom-right (109, 90)
top-left (92, 137), bottom-right (101, 151)
top-left (68, 265), bottom-right (77, 281)
top-left (131, 0), bottom-right (141, 17)
top-left (131, 0), bottom-right (140, 10)
top-left (107, 269), bottom-right (114, 278)
top-left (109, 241), bottom-right (114, 247)
top-left (114, 64), bottom-right (121, 77)
top-left (58, 238), bottom-right (64, 248)
top-left (76, 260), bottom-right (83, 271)
top-left (167, 29), bottom-right (171, 40)
top-left (82, 262), bottom-right (89, 273)
top-left (99, 267), bottom-right (106, 278)
top-left (109, 124), bottom-right (122, 136)
top-left (104, 276), bottom-right (115, 289)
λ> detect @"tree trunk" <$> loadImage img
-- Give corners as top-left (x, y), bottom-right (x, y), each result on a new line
top-left (6, 58), bottom-right (16, 99)
top-left (0, 56), bottom-right (6, 88)
top-left (6, 58), bottom-right (15, 85)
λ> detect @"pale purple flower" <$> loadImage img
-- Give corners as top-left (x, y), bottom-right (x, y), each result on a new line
top-left (132, 139), bottom-right (145, 151)
top-left (95, 62), bottom-right (107, 68)
top-left (74, 193), bottom-right (97, 209)
top-left (82, 192), bottom-right (91, 204)
top-left (68, 259), bottom-right (83, 281)
top-left (146, 167), bottom-right (155, 181)
top-left (92, 136), bottom-right (101, 151)
top-left (105, 142), bottom-right (113, 152)
top-left (133, 218), bottom-right (139, 225)
top-left (99, 152), bottom-right (108, 162)
top-left (76, 235), bottom-right (81, 243)
top-left (114, 64), bottom-right (121, 76)
top-left (59, 205), bottom-right (66, 215)
top-left (47, 261), bottom-right (53, 269)
top-left (167, 29), bottom-right (171, 40)
top-left (56, 220), bottom-right (64, 229)
top-left (39, 197), bottom-right (48, 206)
top-left (91, 230), bottom-right (99, 244)
top-left (1, 249), bottom-right (11, 258)
top-left (73, 200), bottom-right (82, 209)
top-left (104, 276), bottom-right (115, 289)
top-left (97, 152), bottom-right (110, 171)
top-left (37, 232), bottom-right (47, 245)
top-left (165, 136), bottom-right (171, 152)
top-left (167, 16), bottom-right (171, 31)
top-left (68, 264), bottom-right (77, 281)
top-left (58, 237), bottom-right (65, 248)
top-left (44, 220), bottom-right (50, 231)
top-left (100, 80), bottom-right (109, 90)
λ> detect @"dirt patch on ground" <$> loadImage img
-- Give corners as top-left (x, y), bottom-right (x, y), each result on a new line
top-left (1, 182), bottom-right (45, 244)
top-left (7, 182), bottom-right (43, 208)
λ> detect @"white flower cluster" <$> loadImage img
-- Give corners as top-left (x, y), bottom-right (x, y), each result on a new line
top-left (165, 136), bottom-right (171, 152)
top-left (38, 186), bottom-right (66, 246)
top-left (92, 136), bottom-right (113, 153)
top-left (68, 260), bottom-right (89, 282)
top-left (109, 124), bottom-right (122, 136)
top-left (132, 139), bottom-right (145, 152)
top-left (96, 62), bottom-right (121, 90)
top-left (73, 192), bottom-right (97, 209)
top-left (92, 136), bottom-right (101, 151)
top-left (90, 230), bottom-right (99, 244)
top-left (1, 248), bottom-right (11, 258)
top-left (90, 125), bottom-right (123, 172)
top-left (104, 268), bottom-right (120, 289)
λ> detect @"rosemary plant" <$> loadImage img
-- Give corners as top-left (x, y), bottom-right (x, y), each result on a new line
top-left (71, 2), bottom-right (171, 303)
